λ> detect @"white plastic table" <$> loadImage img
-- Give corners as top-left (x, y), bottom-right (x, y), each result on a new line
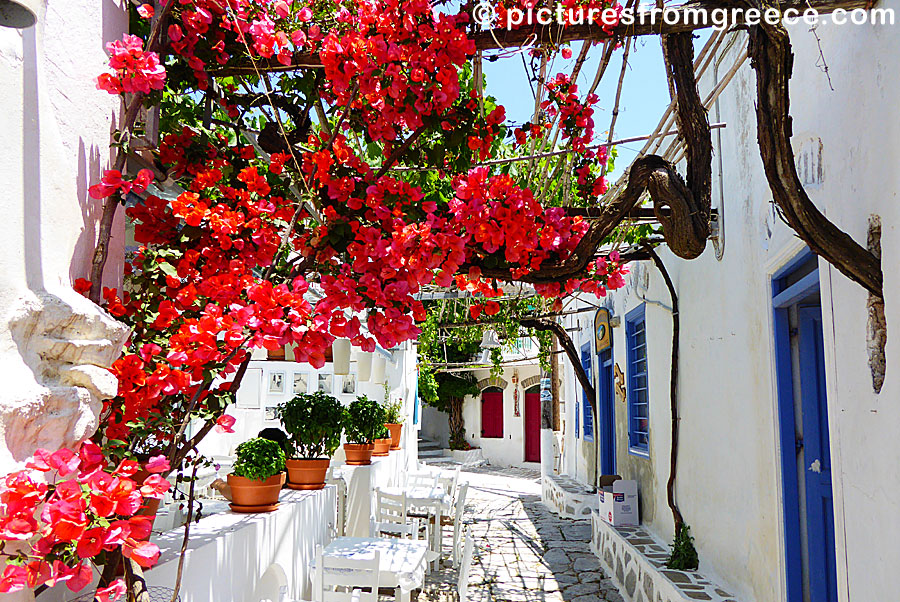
top-left (379, 485), bottom-right (451, 567)
top-left (318, 536), bottom-right (428, 602)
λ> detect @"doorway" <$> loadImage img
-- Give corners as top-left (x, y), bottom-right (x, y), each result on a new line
top-left (524, 385), bottom-right (541, 463)
top-left (597, 348), bottom-right (616, 475)
top-left (773, 251), bottom-right (838, 602)
top-left (481, 387), bottom-right (504, 439)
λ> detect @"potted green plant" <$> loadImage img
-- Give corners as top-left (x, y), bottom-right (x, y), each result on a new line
top-left (372, 425), bottom-right (392, 457)
top-left (227, 438), bottom-right (286, 512)
top-left (276, 391), bottom-right (344, 490)
top-left (383, 399), bottom-right (404, 450)
top-left (343, 395), bottom-right (384, 465)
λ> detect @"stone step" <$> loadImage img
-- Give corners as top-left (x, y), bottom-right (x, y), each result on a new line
top-left (418, 449), bottom-right (446, 457)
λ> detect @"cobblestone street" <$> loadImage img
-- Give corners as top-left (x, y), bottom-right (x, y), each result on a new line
top-left (421, 465), bottom-right (625, 602)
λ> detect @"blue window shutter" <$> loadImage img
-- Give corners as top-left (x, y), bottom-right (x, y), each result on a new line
top-left (625, 305), bottom-right (649, 455)
top-left (580, 343), bottom-right (593, 441)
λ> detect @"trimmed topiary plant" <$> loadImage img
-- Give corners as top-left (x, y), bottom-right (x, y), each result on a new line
top-left (228, 438), bottom-right (287, 511)
top-left (232, 438), bottom-right (286, 481)
top-left (344, 395), bottom-right (385, 444)
top-left (276, 391), bottom-right (344, 490)
top-left (343, 395), bottom-right (386, 465)
top-left (276, 391), bottom-right (344, 459)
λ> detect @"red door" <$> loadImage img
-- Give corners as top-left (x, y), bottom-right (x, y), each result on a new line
top-left (524, 391), bottom-right (541, 463)
top-left (481, 390), bottom-right (503, 438)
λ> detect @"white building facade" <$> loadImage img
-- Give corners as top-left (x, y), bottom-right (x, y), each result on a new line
top-left (556, 10), bottom-right (900, 602)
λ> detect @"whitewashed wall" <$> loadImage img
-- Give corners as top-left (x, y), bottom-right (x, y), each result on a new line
top-left (560, 7), bottom-right (900, 602)
top-left (0, 0), bottom-right (128, 471)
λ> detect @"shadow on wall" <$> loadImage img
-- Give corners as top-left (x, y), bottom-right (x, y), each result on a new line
top-left (71, 138), bottom-right (105, 286)
top-left (22, 22), bottom-right (42, 291)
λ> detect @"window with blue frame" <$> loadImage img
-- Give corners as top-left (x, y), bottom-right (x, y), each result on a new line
top-left (581, 343), bottom-right (594, 441)
top-left (626, 305), bottom-right (649, 454)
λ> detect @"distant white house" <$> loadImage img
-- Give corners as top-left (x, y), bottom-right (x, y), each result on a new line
top-left (554, 12), bottom-right (900, 602)
top-left (420, 337), bottom-right (544, 468)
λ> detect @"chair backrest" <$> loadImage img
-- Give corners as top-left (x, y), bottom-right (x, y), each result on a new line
top-left (438, 467), bottom-right (460, 502)
top-left (375, 488), bottom-right (407, 526)
top-left (457, 526), bottom-right (475, 602)
top-left (454, 483), bottom-right (469, 525)
top-left (372, 516), bottom-right (422, 540)
top-left (314, 544), bottom-right (380, 602)
top-left (453, 482), bottom-right (469, 565)
top-left (406, 471), bottom-right (439, 488)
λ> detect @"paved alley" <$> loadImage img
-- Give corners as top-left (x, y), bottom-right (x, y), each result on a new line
top-left (421, 465), bottom-right (625, 602)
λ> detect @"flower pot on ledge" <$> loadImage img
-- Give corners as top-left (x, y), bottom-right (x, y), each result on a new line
top-left (227, 473), bottom-right (285, 512)
top-left (343, 443), bottom-right (375, 465)
top-left (286, 458), bottom-right (330, 490)
top-left (385, 423), bottom-right (402, 450)
top-left (372, 438), bottom-right (392, 457)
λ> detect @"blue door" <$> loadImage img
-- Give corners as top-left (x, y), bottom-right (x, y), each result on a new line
top-left (598, 349), bottom-right (616, 475)
top-left (772, 251), bottom-right (838, 602)
top-left (798, 306), bottom-right (837, 602)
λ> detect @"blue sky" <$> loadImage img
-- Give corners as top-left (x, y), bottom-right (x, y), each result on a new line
top-left (481, 33), bottom-right (709, 179)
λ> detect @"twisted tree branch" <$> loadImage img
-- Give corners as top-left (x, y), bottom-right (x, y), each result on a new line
top-left (742, 3), bottom-right (883, 297)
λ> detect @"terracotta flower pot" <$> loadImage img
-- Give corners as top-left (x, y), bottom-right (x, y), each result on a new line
top-left (343, 443), bottom-right (375, 465)
top-left (286, 458), bottom-right (330, 490)
top-left (372, 438), bottom-right (392, 457)
top-left (227, 473), bottom-right (285, 512)
top-left (385, 423), bottom-right (402, 450)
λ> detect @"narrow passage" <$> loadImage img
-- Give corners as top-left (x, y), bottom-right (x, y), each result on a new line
top-left (421, 465), bottom-right (625, 602)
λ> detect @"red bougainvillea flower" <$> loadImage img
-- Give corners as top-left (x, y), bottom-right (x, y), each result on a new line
top-left (215, 414), bottom-right (236, 433)
top-left (144, 454), bottom-right (170, 474)
top-left (139, 475), bottom-right (171, 499)
top-left (137, 3), bottom-right (154, 19)
top-left (0, 565), bottom-right (27, 593)
top-left (73, 278), bottom-right (92, 295)
top-left (76, 527), bottom-right (106, 559)
top-left (96, 34), bottom-right (166, 95)
top-left (0, 446), bottom-right (161, 594)
top-left (123, 539), bottom-right (160, 568)
top-left (96, 580), bottom-right (127, 602)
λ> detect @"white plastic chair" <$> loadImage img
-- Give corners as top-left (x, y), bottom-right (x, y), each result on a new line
top-left (373, 488), bottom-right (424, 540)
top-left (406, 471), bottom-right (439, 488)
top-left (457, 526), bottom-right (475, 602)
top-left (313, 544), bottom-right (380, 602)
top-left (326, 468), bottom-right (347, 537)
top-left (437, 467), bottom-right (460, 504)
top-left (450, 482), bottom-right (469, 567)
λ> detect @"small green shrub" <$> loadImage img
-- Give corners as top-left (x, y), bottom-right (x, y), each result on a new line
top-left (232, 438), bottom-right (286, 482)
top-left (666, 523), bottom-right (699, 570)
top-left (375, 424), bottom-right (390, 439)
top-left (344, 395), bottom-right (385, 444)
top-left (276, 391), bottom-right (344, 459)
top-left (382, 399), bottom-right (403, 424)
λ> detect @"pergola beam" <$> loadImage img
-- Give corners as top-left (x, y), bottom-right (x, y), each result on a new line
top-left (208, 0), bottom-right (868, 76)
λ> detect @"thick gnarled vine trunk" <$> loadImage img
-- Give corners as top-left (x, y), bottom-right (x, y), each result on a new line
top-left (743, 7), bottom-right (883, 297)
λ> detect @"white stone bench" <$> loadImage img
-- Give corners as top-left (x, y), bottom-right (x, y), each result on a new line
top-left (589, 511), bottom-right (740, 602)
top-left (541, 473), bottom-right (599, 520)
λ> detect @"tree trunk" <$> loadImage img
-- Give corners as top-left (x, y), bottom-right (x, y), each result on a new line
top-left (743, 5), bottom-right (882, 297)
top-left (448, 396), bottom-right (465, 449)
top-left (646, 247), bottom-right (685, 533)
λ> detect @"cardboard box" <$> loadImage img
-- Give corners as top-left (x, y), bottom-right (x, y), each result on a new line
top-left (598, 479), bottom-right (638, 526)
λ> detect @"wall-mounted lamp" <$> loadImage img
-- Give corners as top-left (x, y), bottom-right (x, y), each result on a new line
top-left (0, 0), bottom-right (39, 29)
